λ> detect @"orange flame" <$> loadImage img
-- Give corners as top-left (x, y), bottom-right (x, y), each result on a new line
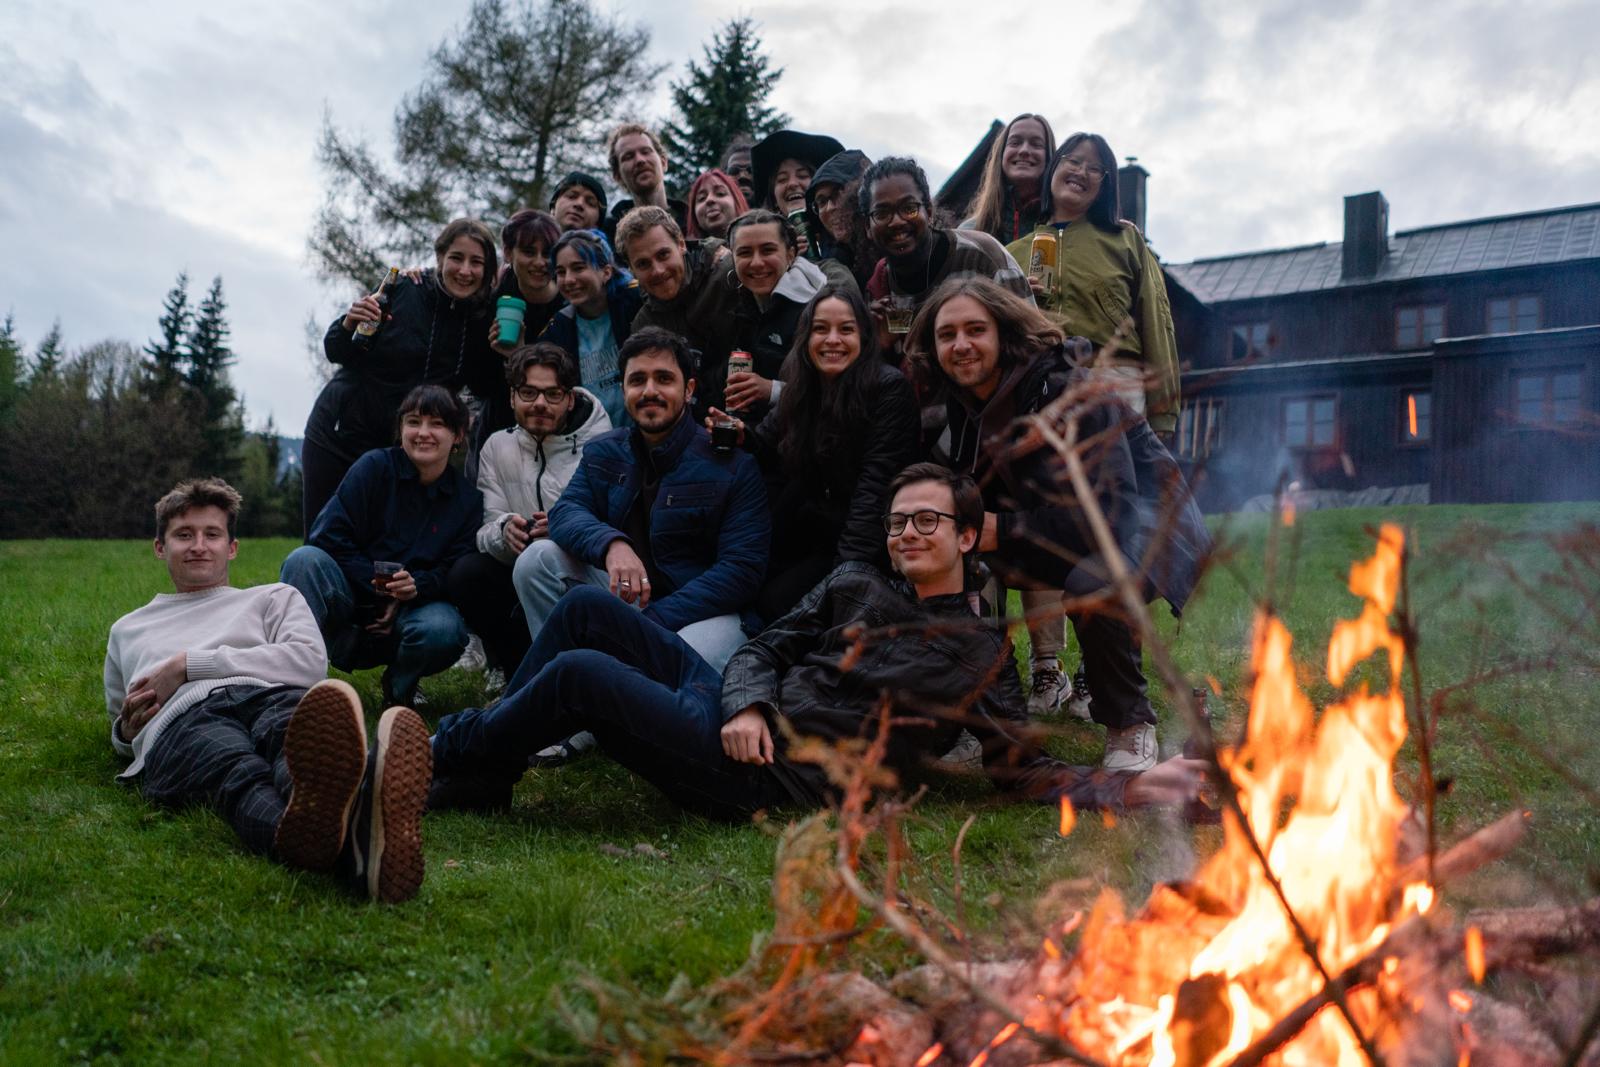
top-left (1408, 394), bottom-right (1419, 438)
top-left (914, 1043), bottom-right (943, 1067)
top-left (1465, 926), bottom-right (1486, 983)
top-left (1059, 796), bottom-right (1077, 837)
top-left (1055, 525), bottom-right (1424, 1064)
top-left (1449, 990), bottom-right (1473, 1014)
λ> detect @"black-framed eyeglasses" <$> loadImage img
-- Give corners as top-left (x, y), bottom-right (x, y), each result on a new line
top-left (883, 510), bottom-right (959, 536)
top-left (868, 199), bottom-right (925, 225)
top-left (513, 385), bottom-right (569, 404)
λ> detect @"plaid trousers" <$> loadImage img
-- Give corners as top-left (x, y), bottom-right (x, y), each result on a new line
top-left (139, 684), bottom-right (307, 858)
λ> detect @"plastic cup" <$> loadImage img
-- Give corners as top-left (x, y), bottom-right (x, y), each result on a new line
top-left (373, 560), bottom-right (402, 596)
top-left (712, 417), bottom-right (739, 453)
top-left (496, 296), bottom-right (527, 346)
top-left (886, 295), bottom-right (915, 335)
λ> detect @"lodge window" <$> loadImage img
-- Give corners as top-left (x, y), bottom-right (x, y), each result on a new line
top-left (1513, 369), bottom-right (1582, 426)
top-left (1230, 321), bottom-right (1272, 362)
top-left (1487, 295), bottom-right (1540, 334)
top-left (1283, 395), bottom-right (1337, 449)
top-left (1400, 389), bottom-right (1431, 444)
top-left (1395, 304), bottom-right (1445, 349)
top-left (1176, 398), bottom-right (1224, 458)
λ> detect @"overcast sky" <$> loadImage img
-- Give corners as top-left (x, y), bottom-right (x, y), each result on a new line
top-left (3, 0), bottom-right (1597, 433)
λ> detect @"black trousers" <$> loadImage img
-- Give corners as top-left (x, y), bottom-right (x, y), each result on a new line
top-left (139, 684), bottom-right (307, 858)
top-left (447, 551), bottom-right (531, 672)
top-left (299, 437), bottom-right (364, 539)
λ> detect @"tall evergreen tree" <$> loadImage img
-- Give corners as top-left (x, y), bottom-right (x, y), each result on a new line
top-left (310, 0), bottom-right (665, 288)
top-left (31, 321), bottom-right (64, 382)
top-left (185, 275), bottom-right (244, 479)
top-left (144, 272), bottom-right (192, 393)
top-left (661, 18), bottom-right (789, 179)
top-left (0, 313), bottom-right (21, 423)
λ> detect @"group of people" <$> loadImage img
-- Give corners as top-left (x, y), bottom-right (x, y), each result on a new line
top-left (104, 116), bottom-right (1210, 904)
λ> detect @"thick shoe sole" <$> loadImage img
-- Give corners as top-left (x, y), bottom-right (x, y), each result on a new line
top-left (275, 679), bottom-right (367, 871)
top-left (369, 707), bottom-right (432, 904)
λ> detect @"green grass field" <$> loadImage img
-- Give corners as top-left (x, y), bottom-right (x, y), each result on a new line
top-left (3, 504), bottom-right (1597, 1063)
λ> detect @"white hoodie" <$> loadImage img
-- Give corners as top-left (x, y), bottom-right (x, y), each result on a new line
top-left (475, 386), bottom-right (613, 564)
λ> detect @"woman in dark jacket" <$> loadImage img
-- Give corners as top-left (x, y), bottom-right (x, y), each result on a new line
top-left (302, 218), bottom-right (499, 534)
top-left (710, 284), bottom-right (919, 622)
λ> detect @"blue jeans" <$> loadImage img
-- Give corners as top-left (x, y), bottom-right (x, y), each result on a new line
top-left (512, 539), bottom-right (747, 674)
top-left (431, 586), bottom-right (789, 820)
top-left (280, 545), bottom-right (468, 706)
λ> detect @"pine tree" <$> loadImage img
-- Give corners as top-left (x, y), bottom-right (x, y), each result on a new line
top-left (310, 0), bottom-right (665, 287)
top-left (31, 321), bottom-right (65, 382)
top-left (0, 313), bottom-right (22, 422)
top-left (661, 18), bottom-right (790, 179)
top-left (185, 275), bottom-right (244, 479)
top-left (144, 272), bottom-right (192, 393)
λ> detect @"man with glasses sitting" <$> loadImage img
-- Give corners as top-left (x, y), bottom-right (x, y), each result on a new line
top-left (427, 462), bottom-right (1202, 816)
top-left (446, 343), bottom-right (613, 680)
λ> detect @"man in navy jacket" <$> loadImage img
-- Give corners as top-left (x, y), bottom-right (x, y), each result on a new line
top-left (515, 326), bottom-right (768, 676)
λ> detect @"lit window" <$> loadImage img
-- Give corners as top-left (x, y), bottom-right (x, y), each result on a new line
top-left (1401, 390), bottom-right (1431, 443)
top-left (1487, 295), bottom-right (1540, 334)
top-left (1396, 304), bottom-right (1445, 348)
top-left (1284, 395), bottom-right (1337, 448)
top-left (1176, 398), bottom-right (1225, 458)
top-left (1514, 370), bottom-right (1582, 425)
top-left (1229, 322), bottom-right (1272, 362)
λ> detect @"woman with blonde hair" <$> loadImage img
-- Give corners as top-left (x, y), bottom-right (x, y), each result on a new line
top-left (960, 113), bottom-right (1056, 244)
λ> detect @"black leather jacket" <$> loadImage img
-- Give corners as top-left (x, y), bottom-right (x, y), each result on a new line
top-left (722, 562), bottom-right (1133, 810)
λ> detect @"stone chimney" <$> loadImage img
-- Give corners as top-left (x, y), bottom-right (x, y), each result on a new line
top-left (1342, 191), bottom-right (1389, 279)
top-left (1119, 158), bottom-right (1149, 233)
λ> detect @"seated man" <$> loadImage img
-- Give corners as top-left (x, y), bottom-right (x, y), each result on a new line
top-left (447, 343), bottom-right (612, 677)
top-left (105, 478), bottom-right (430, 903)
top-left (282, 385), bottom-right (480, 708)
top-left (616, 205), bottom-right (741, 420)
top-left (428, 463), bottom-right (1201, 816)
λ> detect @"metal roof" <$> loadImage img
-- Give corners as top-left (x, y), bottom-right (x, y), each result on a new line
top-left (1166, 202), bottom-right (1600, 305)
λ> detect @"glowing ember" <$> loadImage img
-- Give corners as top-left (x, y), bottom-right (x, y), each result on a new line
top-left (1465, 927), bottom-right (1486, 984)
top-left (1449, 990), bottom-right (1473, 1014)
top-left (914, 1042), bottom-right (943, 1067)
top-left (1407, 394), bottom-right (1419, 438)
top-left (1060, 796), bottom-right (1077, 837)
top-left (1050, 525), bottom-right (1429, 1064)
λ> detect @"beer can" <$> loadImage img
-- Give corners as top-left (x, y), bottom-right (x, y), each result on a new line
top-left (1029, 231), bottom-right (1057, 291)
top-left (727, 350), bottom-right (752, 376)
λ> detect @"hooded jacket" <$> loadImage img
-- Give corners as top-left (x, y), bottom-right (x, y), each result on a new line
top-left (308, 272), bottom-right (495, 462)
top-left (804, 149), bottom-right (875, 287)
top-left (1005, 221), bottom-right (1181, 434)
top-left (720, 561), bottom-right (1133, 811)
top-left (724, 255), bottom-right (860, 421)
top-left (474, 387), bottom-right (612, 564)
top-left (936, 342), bottom-right (1208, 615)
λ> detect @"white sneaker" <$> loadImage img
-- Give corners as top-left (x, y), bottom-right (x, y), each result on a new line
top-left (483, 667), bottom-right (506, 697)
top-left (939, 729), bottom-right (983, 769)
top-left (454, 633), bottom-right (487, 673)
top-left (1102, 722), bottom-right (1157, 773)
top-left (1064, 666), bottom-right (1093, 721)
top-left (1027, 662), bottom-right (1066, 718)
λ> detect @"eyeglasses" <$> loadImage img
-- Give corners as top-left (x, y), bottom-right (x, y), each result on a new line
top-left (1057, 157), bottom-right (1108, 180)
top-left (883, 510), bottom-right (959, 536)
top-left (513, 385), bottom-right (569, 404)
top-left (868, 199), bottom-right (925, 225)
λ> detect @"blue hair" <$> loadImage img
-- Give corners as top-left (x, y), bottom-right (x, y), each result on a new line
top-left (550, 228), bottom-right (635, 299)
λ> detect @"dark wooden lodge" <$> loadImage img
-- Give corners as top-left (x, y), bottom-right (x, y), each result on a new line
top-left (1162, 194), bottom-right (1600, 510)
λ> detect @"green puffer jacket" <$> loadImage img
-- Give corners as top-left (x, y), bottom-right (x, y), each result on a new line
top-left (1006, 221), bottom-right (1181, 433)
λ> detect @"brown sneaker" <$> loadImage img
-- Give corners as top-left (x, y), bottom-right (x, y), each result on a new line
top-left (342, 706), bottom-right (432, 904)
top-left (274, 679), bottom-right (367, 871)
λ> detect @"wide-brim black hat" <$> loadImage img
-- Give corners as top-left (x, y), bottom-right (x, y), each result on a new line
top-left (751, 130), bottom-right (846, 209)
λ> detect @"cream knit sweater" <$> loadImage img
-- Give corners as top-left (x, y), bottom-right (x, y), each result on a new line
top-left (103, 583), bottom-right (328, 779)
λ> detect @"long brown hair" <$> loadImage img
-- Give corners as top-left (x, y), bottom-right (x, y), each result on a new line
top-left (964, 114), bottom-right (1056, 240)
top-left (904, 276), bottom-right (1064, 389)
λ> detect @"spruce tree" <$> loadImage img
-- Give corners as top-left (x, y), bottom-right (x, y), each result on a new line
top-left (0, 313), bottom-right (21, 422)
top-left (144, 272), bottom-right (191, 393)
top-left (185, 276), bottom-right (244, 478)
top-left (661, 18), bottom-right (790, 179)
top-left (31, 321), bottom-right (65, 382)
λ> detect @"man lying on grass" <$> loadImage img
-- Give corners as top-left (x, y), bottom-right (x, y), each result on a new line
top-left (428, 462), bottom-right (1203, 816)
top-left (103, 478), bottom-right (432, 903)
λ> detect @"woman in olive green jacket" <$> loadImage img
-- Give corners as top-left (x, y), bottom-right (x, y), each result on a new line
top-left (1006, 133), bottom-right (1180, 438)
